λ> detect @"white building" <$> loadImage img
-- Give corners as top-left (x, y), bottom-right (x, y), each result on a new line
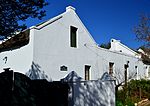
top-left (0, 6), bottom-right (149, 81)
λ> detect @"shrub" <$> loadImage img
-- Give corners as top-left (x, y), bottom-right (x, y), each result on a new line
top-left (116, 79), bottom-right (150, 105)
top-left (116, 100), bottom-right (124, 106)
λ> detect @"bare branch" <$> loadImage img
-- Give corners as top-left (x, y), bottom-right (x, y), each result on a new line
top-left (134, 14), bottom-right (150, 48)
top-left (113, 68), bottom-right (136, 87)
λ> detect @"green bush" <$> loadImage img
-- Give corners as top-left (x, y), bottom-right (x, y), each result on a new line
top-left (125, 97), bottom-right (135, 106)
top-left (116, 79), bottom-right (150, 106)
top-left (117, 89), bottom-right (126, 104)
top-left (116, 100), bottom-right (124, 106)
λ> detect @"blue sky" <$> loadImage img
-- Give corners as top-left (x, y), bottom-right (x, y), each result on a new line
top-left (24, 0), bottom-right (150, 49)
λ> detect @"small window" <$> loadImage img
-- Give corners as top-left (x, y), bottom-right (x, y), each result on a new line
top-left (85, 65), bottom-right (90, 80)
top-left (70, 26), bottom-right (77, 47)
top-left (60, 65), bottom-right (68, 71)
top-left (135, 66), bottom-right (138, 79)
top-left (109, 62), bottom-right (114, 75)
top-left (124, 64), bottom-right (128, 82)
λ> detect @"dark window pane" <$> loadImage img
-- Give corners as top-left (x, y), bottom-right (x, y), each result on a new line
top-left (109, 62), bottom-right (114, 75)
top-left (70, 26), bottom-right (77, 47)
top-left (85, 65), bottom-right (91, 80)
top-left (60, 66), bottom-right (68, 71)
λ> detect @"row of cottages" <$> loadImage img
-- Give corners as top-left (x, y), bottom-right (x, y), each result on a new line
top-left (0, 6), bottom-right (149, 82)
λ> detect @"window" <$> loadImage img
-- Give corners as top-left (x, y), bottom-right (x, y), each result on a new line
top-left (135, 66), bottom-right (138, 79)
top-left (60, 65), bottom-right (68, 71)
top-left (70, 26), bottom-right (77, 47)
top-left (124, 64), bottom-right (129, 84)
top-left (109, 62), bottom-right (114, 75)
top-left (85, 65), bottom-right (90, 80)
top-left (148, 67), bottom-right (150, 77)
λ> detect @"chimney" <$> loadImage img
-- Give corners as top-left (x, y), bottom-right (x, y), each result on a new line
top-left (66, 6), bottom-right (76, 12)
top-left (110, 39), bottom-right (120, 51)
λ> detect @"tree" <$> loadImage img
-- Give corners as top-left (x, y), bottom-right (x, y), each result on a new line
top-left (113, 67), bottom-right (137, 98)
top-left (0, 0), bottom-right (48, 39)
top-left (99, 42), bottom-right (111, 49)
top-left (134, 14), bottom-right (150, 47)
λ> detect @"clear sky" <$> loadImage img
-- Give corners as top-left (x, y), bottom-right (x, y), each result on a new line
top-left (24, 0), bottom-right (150, 49)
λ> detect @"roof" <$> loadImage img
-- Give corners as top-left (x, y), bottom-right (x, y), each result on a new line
top-left (0, 29), bottom-right (30, 53)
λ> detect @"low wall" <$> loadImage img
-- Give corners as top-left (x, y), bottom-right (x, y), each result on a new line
top-left (68, 80), bottom-right (115, 106)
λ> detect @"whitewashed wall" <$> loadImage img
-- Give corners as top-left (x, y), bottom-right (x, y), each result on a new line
top-left (63, 71), bottom-right (115, 106)
top-left (110, 39), bottom-right (140, 57)
top-left (0, 6), bottom-right (148, 82)
top-left (33, 7), bottom-right (97, 81)
top-left (32, 6), bottom-right (147, 81)
top-left (69, 80), bottom-right (115, 106)
top-left (97, 47), bottom-right (145, 82)
top-left (0, 29), bottom-right (34, 74)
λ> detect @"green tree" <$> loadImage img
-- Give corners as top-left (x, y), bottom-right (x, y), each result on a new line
top-left (99, 42), bottom-right (111, 49)
top-left (0, 0), bottom-right (48, 39)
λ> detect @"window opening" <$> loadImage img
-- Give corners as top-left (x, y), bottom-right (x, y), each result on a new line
top-left (70, 26), bottom-right (77, 47)
top-left (109, 62), bottom-right (114, 75)
top-left (60, 65), bottom-right (68, 71)
top-left (85, 65), bottom-right (90, 80)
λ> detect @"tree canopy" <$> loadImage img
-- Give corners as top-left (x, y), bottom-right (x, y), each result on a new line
top-left (99, 42), bottom-right (111, 49)
top-left (0, 0), bottom-right (48, 39)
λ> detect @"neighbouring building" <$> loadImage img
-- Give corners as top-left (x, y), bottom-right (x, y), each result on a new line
top-left (0, 6), bottom-right (149, 82)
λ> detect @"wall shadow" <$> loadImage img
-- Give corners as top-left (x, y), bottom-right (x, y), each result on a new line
top-left (26, 61), bottom-right (51, 81)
